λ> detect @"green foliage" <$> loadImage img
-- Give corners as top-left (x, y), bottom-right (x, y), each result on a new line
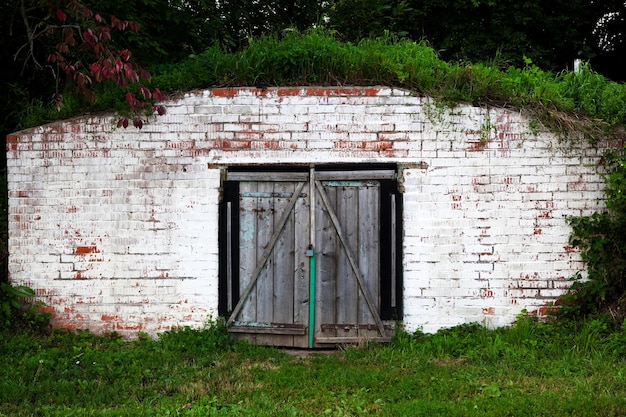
top-left (0, 282), bottom-right (33, 324)
top-left (326, 0), bottom-right (600, 74)
top-left (16, 30), bottom-right (626, 144)
top-left (561, 147), bottom-right (626, 319)
top-left (0, 282), bottom-right (49, 332)
top-left (3, 318), bottom-right (626, 416)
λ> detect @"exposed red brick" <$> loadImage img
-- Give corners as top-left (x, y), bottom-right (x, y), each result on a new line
top-left (363, 87), bottom-right (382, 96)
top-left (38, 305), bottom-right (56, 314)
top-left (223, 140), bottom-right (251, 149)
top-left (380, 149), bottom-right (408, 158)
top-left (58, 322), bottom-right (83, 330)
top-left (482, 307), bottom-right (495, 315)
top-left (211, 88), bottom-right (238, 97)
top-left (75, 246), bottom-right (99, 254)
top-left (363, 141), bottom-right (393, 150)
top-left (116, 322), bottom-right (143, 331)
top-left (277, 88), bottom-right (303, 96)
top-left (306, 87), bottom-right (361, 96)
top-left (467, 141), bottom-right (488, 151)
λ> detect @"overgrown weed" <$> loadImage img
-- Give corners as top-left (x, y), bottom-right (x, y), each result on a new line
top-left (15, 29), bottom-right (626, 145)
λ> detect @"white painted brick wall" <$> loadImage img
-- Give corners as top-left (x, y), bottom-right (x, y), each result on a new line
top-left (6, 86), bottom-right (606, 337)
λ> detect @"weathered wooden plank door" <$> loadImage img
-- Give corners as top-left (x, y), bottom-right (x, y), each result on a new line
top-left (219, 167), bottom-right (401, 347)
top-left (314, 175), bottom-right (388, 344)
top-left (220, 171), bottom-right (310, 347)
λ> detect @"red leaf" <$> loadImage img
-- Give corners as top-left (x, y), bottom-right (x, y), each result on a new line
top-left (124, 67), bottom-right (138, 83)
top-left (125, 92), bottom-right (136, 106)
top-left (100, 30), bottom-right (111, 42)
top-left (95, 13), bottom-right (102, 23)
top-left (83, 29), bottom-right (96, 45)
top-left (56, 9), bottom-right (67, 22)
top-left (111, 15), bottom-right (122, 30)
top-left (155, 105), bottom-right (167, 116)
top-left (153, 88), bottom-right (163, 101)
top-left (122, 118), bottom-right (129, 128)
top-left (119, 50), bottom-right (131, 61)
top-left (139, 86), bottom-right (151, 99)
top-left (133, 119), bottom-right (143, 129)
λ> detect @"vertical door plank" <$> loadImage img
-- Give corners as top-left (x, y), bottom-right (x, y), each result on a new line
top-left (227, 181), bottom-right (306, 333)
top-left (314, 179), bottom-right (387, 338)
top-left (336, 184), bottom-right (358, 339)
top-left (270, 182), bottom-right (296, 347)
top-left (316, 184), bottom-right (337, 340)
top-left (255, 182), bottom-right (274, 332)
top-left (238, 181), bottom-right (258, 326)
top-left (358, 184), bottom-right (380, 327)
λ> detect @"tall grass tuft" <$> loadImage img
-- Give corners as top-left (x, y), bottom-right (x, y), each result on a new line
top-left (14, 29), bottom-right (626, 142)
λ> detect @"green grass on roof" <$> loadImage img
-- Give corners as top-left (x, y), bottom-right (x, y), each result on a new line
top-left (18, 29), bottom-right (626, 142)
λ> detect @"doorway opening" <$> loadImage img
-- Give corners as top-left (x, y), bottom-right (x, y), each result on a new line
top-left (218, 164), bottom-right (402, 347)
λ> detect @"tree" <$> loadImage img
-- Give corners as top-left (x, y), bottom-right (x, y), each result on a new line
top-left (7, 0), bottom-right (164, 129)
top-left (589, 0), bottom-right (626, 81)
top-left (0, 0), bottom-right (166, 285)
top-left (325, 0), bottom-right (624, 79)
top-left (1, 0), bottom-right (326, 136)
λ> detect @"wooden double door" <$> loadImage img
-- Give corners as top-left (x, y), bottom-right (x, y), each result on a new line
top-left (219, 166), bottom-right (402, 348)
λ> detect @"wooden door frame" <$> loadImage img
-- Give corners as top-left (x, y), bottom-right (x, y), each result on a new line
top-left (218, 164), bottom-right (403, 346)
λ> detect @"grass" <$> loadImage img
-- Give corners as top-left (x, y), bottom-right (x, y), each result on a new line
top-left (2, 317), bottom-right (626, 416)
top-left (16, 30), bottom-right (626, 144)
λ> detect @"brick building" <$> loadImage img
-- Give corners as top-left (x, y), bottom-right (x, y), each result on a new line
top-left (6, 87), bottom-right (605, 346)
